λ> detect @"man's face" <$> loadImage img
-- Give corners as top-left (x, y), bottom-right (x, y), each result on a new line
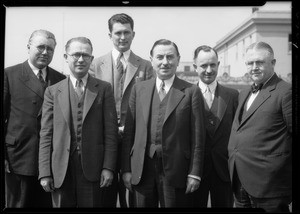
top-left (109, 23), bottom-right (135, 53)
top-left (193, 50), bottom-right (219, 85)
top-left (245, 48), bottom-right (276, 85)
top-left (150, 44), bottom-right (180, 80)
top-left (64, 41), bottom-right (94, 79)
top-left (27, 35), bottom-right (56, 69)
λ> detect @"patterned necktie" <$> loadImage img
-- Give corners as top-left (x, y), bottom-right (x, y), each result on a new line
top-left (159, 80), bottom-right (166, 101)
top-left (251, 83), bottom-right (263, 93)
top-left (37, 70), bottom-right (45, 84)
top-left (204, 86), bottom-right (213, 108)
top-left (75, 79), bottom-right (83, 97)
top-left (116, 53), bottom-right (124, 81)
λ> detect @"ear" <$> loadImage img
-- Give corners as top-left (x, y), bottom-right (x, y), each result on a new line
top-left (108, 33), bottom-right (112, 40)
top-left (132, 31), bottom-right (135, 39)
top-left (271, 59), bottom-right (276, 66)
top-left (193, 63), bottom-right (197, 70)
top-left (63, 54), bottom-right (68, 62)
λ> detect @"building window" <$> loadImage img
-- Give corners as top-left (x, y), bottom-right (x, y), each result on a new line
top-left (184, 66), bottom-right (190, 72)
top-left (288, 34), bottom-right (292, 54)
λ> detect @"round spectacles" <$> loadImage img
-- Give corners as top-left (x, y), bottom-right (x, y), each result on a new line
top-left (31, 44), bottom-right (54, 54)
top-left (67, 53), bottom-right (93, 61)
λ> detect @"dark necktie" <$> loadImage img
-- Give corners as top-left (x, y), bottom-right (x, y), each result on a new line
top-left (75, 79), bottom-right (84, 97)
top-left (159, 80), bottom-right (166, 101)
top-left (37, 70), bottom-right (45, 84)
top-left (251, 83), bottom-right (263, 93)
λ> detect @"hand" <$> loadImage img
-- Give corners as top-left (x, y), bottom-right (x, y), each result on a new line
top-left (40, 177), bottom-right (55, 192)
top-left (100, 169), bottom-right (114, 188)
top-left (185, 177), bottom-right (200, 194)
top-left (5, 159), bottom-right (10, 173)
top-left (122, 172), bottom-right (132, 192)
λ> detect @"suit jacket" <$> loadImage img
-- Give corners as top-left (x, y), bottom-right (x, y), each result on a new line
top-left (38, 75), bottom-right (119, 188)
top-left (89, 51), bottom-right (153, 125)
top-left (228, 73), bottom-right (292, 198)
top-left (121, 76), bottom-right (206, 188)
top-left (201, 83), bottom-right (238, 182)
top-left (4, 60), bottom-right (65, 176)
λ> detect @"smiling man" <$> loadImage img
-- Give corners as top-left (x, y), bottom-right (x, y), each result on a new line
top-left (4, 29), bottom-right (65, 208)
top-left (121, 39), bottom-right (206, 207)
top-left (191, 45), bottom-right (238, 208)
top-left (89, 13), bottom-right (153, 207)
top-left (228, 42), bottom-right (292, 212)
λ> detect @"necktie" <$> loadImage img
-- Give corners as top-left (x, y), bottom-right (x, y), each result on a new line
top-left (251, 83), bottom-right (263, 93)
top-left (37, 70), bottom-right (45, 84)
top-left (116, 53), bottom-right (124, 81)
top-left (204, 86), bottom-right (213, 108)
top-left (75, 79), bottom-right (84, 97)
top-left (159, 80), bottom-right (166, 101)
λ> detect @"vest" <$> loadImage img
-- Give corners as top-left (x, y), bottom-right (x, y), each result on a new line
top-left (146, 87), bottom-right (170, 158)
top-left (205, 92), bottom-right (219, 136)
top-left (69, 80), bottom-right (85, 155)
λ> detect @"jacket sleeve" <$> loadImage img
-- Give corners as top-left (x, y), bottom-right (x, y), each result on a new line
top-left (38, 87), bottom-right (54, 179)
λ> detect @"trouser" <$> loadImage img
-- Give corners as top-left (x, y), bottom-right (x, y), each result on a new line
top-left (5, 172), bottom-right (52, 208)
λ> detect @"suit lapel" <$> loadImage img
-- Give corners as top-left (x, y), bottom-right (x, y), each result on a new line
top-left (215, 84), bottom-right (229, 132)
top-left (123, 52), bottom-right (138, 95)
top-left (83, 75), bottom-right (98, 123)
top-left (19, 61), bottom-right (44, 99)
top-left (99, 53), bottom-right (113, 84)
top-left (141, 79), bottom-right (156, 125)
top-left (164, 77), bottom-right (185, 124)
top-left (58, 78), bottom-right (71, 130)
top-left (238, 74), bottom-right (278, 129)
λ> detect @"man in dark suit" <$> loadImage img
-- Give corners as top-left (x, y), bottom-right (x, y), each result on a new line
top-left (121, 39), bottom-right (206, 207)
top-left (4, 29), bottom-right (65, 208)
top-left (228, 41), bottom-right (292, 212)
top-left (38, 37), bottom-right (119, 207)
top-left (89, 13), bottom-right (153, 207)
top-left (191, 45), bottom-right (238, 208)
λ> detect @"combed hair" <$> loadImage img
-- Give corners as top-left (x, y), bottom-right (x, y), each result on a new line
top-left (28, 29), bottom-right (56, 46)
top-left (193, 45), bottom-right (218, 60)
top-left (65, 37), bottom-right (93, 52)
top-left (108, 13), bottom-right (134, 32)
top-left (246, 41), bottom-right (274, 58)
top-left (150, 39), bottom-right (180, 57)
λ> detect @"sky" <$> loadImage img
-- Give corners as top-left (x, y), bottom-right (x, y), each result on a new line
top-left (4, 2), bottom-right (291, 75)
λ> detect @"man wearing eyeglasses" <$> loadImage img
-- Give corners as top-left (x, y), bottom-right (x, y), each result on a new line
top-left (228, 42), bottom-right (292, 212)
top-left (38, 37), bottom-right (119, 207)
top-left (4, 29), bottom-right (65, 207)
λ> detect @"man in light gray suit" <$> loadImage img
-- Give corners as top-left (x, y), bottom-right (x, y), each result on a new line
top-left (89, 13), bottom-right (153, 207)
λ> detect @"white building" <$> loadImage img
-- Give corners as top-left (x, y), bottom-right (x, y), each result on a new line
top-left (214, 2), bottom-right (292, 83)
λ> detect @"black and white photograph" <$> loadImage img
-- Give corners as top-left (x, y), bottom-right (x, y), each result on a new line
top-left (2, 1), bottom-right (294, 212)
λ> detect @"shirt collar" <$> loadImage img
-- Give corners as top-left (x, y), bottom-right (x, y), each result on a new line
top-left (28, 59), bottom-right (47, 78)
top-left (198, 79), bottom-right (217, 94)
top-left (156, 75), bottom-right (175, 94)
top-left (112, 47), bottom-right (131, 63)
top-left (69, 72), bottom-right (89, 88)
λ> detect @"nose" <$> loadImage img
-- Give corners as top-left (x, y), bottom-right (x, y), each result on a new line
top-left (41, 48), bottom-right (48, 54)
top-left (77, 55), bottom-right (84, 62)
top-left (162, 56), bottom-right (169, 64)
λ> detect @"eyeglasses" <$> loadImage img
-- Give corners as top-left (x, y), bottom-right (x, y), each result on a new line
top-left (31, 44), bottom-right (54, 54)
top-left (245, 60), bottom-right (265, 68)
top-left (67, 53), bottom-right (93, 61)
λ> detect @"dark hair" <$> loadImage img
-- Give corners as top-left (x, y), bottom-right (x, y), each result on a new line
top-left (28, 29), bottom-right (56, 46)
top-left (246, 41), bottom-right (274, 58)
top-left (65, 37), bottom-right (93, 52)
top-left (150, 39), bottom-right (180, 57)
top-left (193, 45), bottom-right (218, 61)
top-left (108, 13), bottom-right (134, 32)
